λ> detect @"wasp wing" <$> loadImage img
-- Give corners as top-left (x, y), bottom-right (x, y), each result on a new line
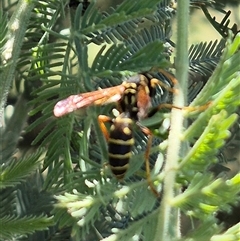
top-left (53, 85), bottom-right (126, 117)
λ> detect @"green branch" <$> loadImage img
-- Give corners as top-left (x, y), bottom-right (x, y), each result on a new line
top-left (0, 0), bottom-right (34, 125)
top-left (154, 0), bottom-right (190, 240)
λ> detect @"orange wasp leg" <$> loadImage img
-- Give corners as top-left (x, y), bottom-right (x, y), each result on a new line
top-left (151, 78), bottom-right (177, 94)
top-left (153, 69), bottom-right (211, 113)
top-left (139, 103), bottom-right (211, 197)
top-left (150, 68), bottom-right (179, 94)
top-left (137, 122), bottom-right (159, 197)
top-left (98, 115), bottom-right (112, 141)
top-left (149, 102), bottom-right (211, 117)
top-left (97, 115), bottom-right (113, 174)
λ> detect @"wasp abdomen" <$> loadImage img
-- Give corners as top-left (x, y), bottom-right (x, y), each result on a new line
top-left (108, 115), bottom-right (134, 180)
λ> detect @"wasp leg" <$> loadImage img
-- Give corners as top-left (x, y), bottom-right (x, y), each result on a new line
top-left (158, 69), bottom-right (178, 86)
top-left (137, 122), bottom-right (159, 197)
top-left (183, 102), bottom-right (211, 112)
top-left (151, 78), bottom-right (177, 94)
top-left (98, 115), bottom-right (112, 175)
top-left (98, 115), bottom-right (112, 141)
top-left (148, 103), bottom-right (183, 117)
top-left (150, 68), bottom-right (179, 94)
top-left (148, 102), bottom-right (211, 118)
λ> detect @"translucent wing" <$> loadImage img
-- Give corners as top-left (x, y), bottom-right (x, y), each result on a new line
top-left (53, 85), bottom-right (126, 117)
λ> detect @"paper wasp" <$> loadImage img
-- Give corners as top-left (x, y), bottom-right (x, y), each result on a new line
top-left (53, 70), bottom-right (178, 195)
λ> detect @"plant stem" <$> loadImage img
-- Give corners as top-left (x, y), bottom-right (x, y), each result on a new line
top-left (1, 94), bottom-right (30, 158)
top-left (0, 0), bottom-right (34, 126)
top-left (153, 0), bottom-right (190, 240)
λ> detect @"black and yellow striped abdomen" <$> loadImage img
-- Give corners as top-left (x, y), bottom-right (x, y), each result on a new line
top-left (108, 114), bottom-right (134, 180)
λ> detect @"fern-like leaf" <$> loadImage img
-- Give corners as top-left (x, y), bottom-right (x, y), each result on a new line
top-left (201, 8), bottom-right (238, 38)
top-left (0, 215), bottom-right (54, 240)
top-left (0, 11), bottom-right (8, 56)
top-left (188, 40), bottom-right (225, 76)
top-left (0, 149), bottom-right (43, 188)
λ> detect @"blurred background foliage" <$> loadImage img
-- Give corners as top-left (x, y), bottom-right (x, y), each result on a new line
top-left (0, 0), bottom-right (239, 240)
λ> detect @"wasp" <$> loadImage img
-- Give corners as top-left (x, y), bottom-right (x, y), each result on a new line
top-left (53, 70), bottom-right (177, 195)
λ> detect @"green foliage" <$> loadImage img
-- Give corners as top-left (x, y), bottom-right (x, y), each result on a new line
top-left (0, 215), bottom-right (54, 240)
top-left (0, 11), bottom-right (8, 55)
top-left (0, 148), bottom-right (43, 188)
top-left (0, 0), bottom-right (239, 240)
